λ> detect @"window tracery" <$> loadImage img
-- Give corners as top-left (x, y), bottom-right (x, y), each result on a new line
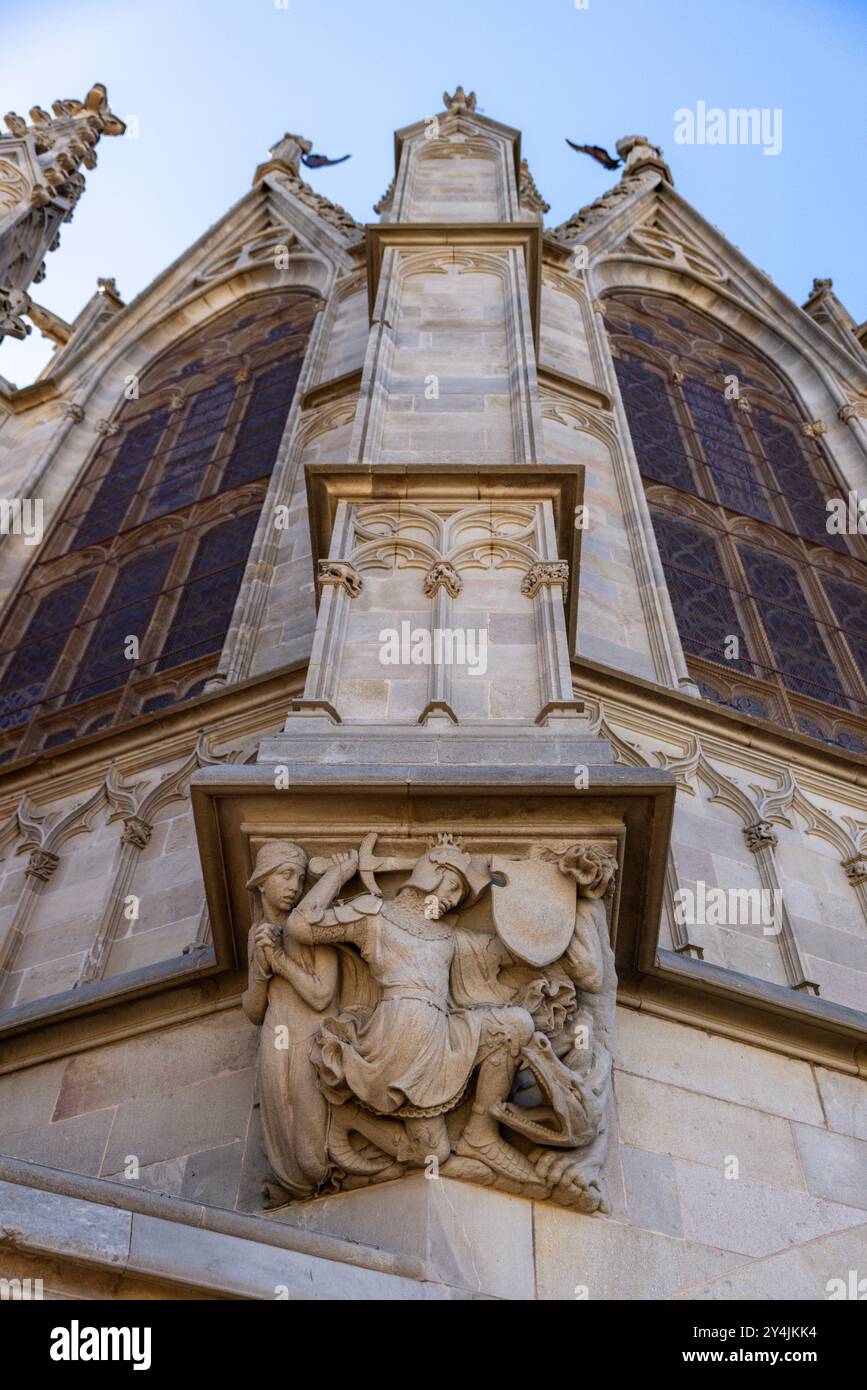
top-left (605, 290), bottom-right (867, 746)
top-left (0, 289), bottom-right (317, 758)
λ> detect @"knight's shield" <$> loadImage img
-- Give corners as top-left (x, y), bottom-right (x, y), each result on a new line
top-left (490, 855), bottom-right (576, 967)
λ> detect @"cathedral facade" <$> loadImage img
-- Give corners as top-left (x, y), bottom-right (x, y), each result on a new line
top-left (0, 84), bottom-right (864, 1301)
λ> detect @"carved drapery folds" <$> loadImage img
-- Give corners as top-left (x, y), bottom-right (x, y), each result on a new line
top-left (243, 831), bottom-right (618, 1213)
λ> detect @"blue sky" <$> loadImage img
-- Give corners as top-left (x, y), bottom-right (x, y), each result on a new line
top-left (2, 0), bottom-right (864, 386)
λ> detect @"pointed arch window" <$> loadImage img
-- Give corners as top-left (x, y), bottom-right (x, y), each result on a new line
top-left (0, 289), bottom-right (318, 759)
top-left (605, 290), bottom-right (867, 749)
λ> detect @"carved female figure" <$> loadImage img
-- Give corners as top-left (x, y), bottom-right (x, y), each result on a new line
top-left (241, 840), bottom-right (339, 1206)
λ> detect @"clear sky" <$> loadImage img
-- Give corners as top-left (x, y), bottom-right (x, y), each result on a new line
top-left (2, 0), bottom-right (864, 386)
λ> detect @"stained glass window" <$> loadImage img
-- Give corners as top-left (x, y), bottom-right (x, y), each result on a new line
top-left (605, 290), bottom-right (867, 741)
top-left (652, 512), bottom-right (754, 673)
top-left (157, 513), bottom-right (259, 671)
top-left (613, 356), bottom-right (694, 491)
top-left (737, 545), bottom-right (847, 705)
top-left (682, 379), bottom-right (773, 523)
top-left (0, 290), bottom-right (317, 758)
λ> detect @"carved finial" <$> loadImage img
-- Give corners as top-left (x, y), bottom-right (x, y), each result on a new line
top-left (615, 134), bottom-right (673, 184)
top-left (0, 83), bottom-right (126, 341)
top-left (265, 132), bottom-right (313, 176)
top-left (519, 159), bottom-right (550, 215)
top-left (443, 86), bottom-right (477, 113)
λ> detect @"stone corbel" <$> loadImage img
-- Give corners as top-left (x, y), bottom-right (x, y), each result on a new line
top-left (316, 559), bottom-right (363, 598)
top-left (521, 560), bottom-right (569, 599)
top-left (423, 561), bottom-right (462, 599)
top-left (842, 855), bottom-right (867, 888)
top-left (25, 849), bottom-right (59, 882)
top-left (120, 815), bottom-right (152, 851)
top-left (743, 820), bottom-right (778, 852)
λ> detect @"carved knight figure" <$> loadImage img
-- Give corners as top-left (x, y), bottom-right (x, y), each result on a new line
top-left (246, 831), bottom-right (618, 1211)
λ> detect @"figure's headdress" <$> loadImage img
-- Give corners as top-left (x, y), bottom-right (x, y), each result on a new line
top-left (405, 833), bottom-right (492, 907)
top-left (245, 840), bottom-right (308, 890)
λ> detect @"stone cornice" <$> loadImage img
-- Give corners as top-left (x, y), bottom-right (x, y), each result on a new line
top-left (572, 654), bottom-right (867, 796)
top-left (537, 365), bottom-right (612, 413)
top-left (0, 376), bottom-right (61, 414)
top-left (620, 953), bottom-right (867, 1076)
top-left (0, 660), bottom-right (307, 813)
top-left (300, 365), bottom-right (363, 412)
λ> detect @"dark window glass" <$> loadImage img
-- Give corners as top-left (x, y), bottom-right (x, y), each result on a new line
top-left (738, 545), bottom-right (846, 704)
top-left (74, 409), bottom-right (170, 548)
top-left (652, 512), bottom-right (753, 672)
top-left (682, 379), bottom-right (773, 522)
top-left (220, 358), bottom-right (299, 491)
top-left (0, 574), bottom-right (93, 728)
top-left (751, 409), bottom-right (847, 551)
top-left (65, 546), bottom-right (176, 705)
top-left (0, 290), bottom-right (316, 757)
top-left (613, 357), bottom-right (695, 491)
top-left (157, 512), bottom-right (260, 671)
top-left (144, 377), bottom-right (236, 519)
top-left (823, 575), bottom-right (867, 677)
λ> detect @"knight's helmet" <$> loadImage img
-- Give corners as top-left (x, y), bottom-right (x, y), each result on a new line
top-left (245, 840), bottom-right (308, 891)
top-left (404, 833), bottom-right (492, 906)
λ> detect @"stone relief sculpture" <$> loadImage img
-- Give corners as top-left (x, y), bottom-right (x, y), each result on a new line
top-left (243, 832), bottom-right (617, 1212)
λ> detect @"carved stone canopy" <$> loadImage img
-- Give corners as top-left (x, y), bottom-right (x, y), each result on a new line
top-left (303, 462), bottom-right (585, 650)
